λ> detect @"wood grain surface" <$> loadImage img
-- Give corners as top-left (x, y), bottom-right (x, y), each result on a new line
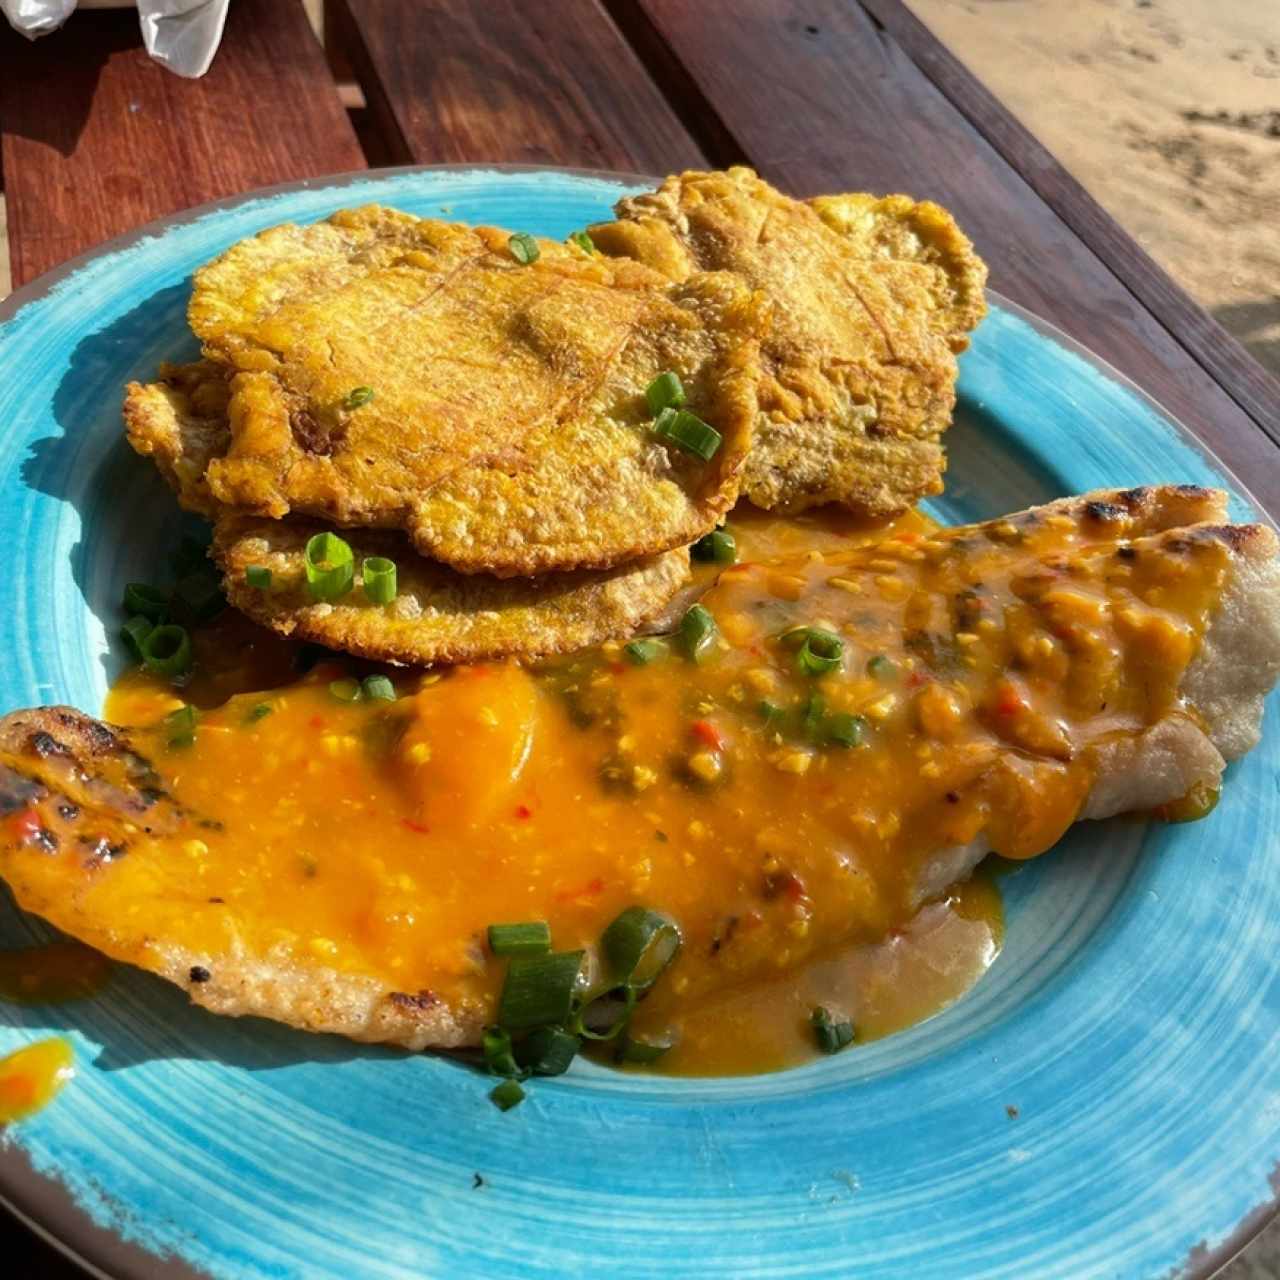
top-left (0, 0), bottom-right (364, 289)
top-left (331, 0), bottom-right (706, 173)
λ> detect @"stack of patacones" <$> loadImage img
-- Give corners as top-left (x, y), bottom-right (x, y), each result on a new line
top-left (123, 168), bottom-right (987, 664)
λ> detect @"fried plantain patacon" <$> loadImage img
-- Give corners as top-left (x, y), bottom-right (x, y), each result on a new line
top-left (589, 167), bottom-right (987, 516)
top-left (185, 205), bottom-right (768, 576)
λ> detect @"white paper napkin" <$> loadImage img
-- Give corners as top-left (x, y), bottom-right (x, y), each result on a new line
top-left (2, 0), bottom-right (230, 78)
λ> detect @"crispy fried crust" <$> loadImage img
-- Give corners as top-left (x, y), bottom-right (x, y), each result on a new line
top-left (123, 361), bottom-right (231, 519)
top-left (188, 205), bottom-right (766, 575)
top-left (590, 167), bottom-right (988, 515)
top-left (213, 517), bottom-right (691, 665)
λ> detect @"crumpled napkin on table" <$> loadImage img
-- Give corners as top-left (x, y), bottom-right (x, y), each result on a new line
top-left (1, 0), bottom-right (231, 78)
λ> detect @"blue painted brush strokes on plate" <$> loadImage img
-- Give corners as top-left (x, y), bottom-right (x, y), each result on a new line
top-left (0, 168), bottom-right (1277, 1280)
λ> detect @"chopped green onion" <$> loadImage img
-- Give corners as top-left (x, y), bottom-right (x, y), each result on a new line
top-left (361, 556), bottom-right (397, 605)
top-left (614, 1031), bottom-right (676, 1064)
top-left (246, 702), bottom-right (273, 724)
top-left (867, 654), bottom-right (896, 679)
top-left (759, 699), bottom-right (786, 731)
top-left (328, 678), bottom-right (361, 703)
top-left (245, 565), bottom-right (272, 591)
top-left (601, 907), bottom-right (682, 993)
top-left (120, 615), bottom-right (154, 660)
top-left (645, 371), bottom-right (687, 416)
top-left (794, 627), bottom-right (843, 677)
top-left (123, 582), bottom-right (169, 623)
top-left (568, 229), bottom-right (595, 254)
top-left (304, 532), bottom-right (355, 602)
top-left (624, 638), bottom-right (668, 666)
top-left (175, 570), bottom-right (226, 623)
top-left (801, 692), bottom-right (826, 740)
top-left (825, 712), bottom-right (867, 749)
top-left (489, 1079), bottom-right (526, 1111)
top-left (482, 1025), bottom-right (524, 1079)
top-left (343, 386), bottom-right (375, 410)
top-left (139, 624), bottom-right (192, 678)
top-left (571, 987), bottom-right (637, 1042)
top-left (508, 232), bottom-right (540, 265)
top-left (691, 527), bottom-right (736, 563)
top-left (811, 1006), bottom-right (855, 1055)
top-left (654, 407), bottom-right (722, 461)
top-left (497, 949), bottom-right (584, 1031)
top-left (360, 674), bottom-right (396, 702)
top-left (678, 604), bottom-right (717, 662)
top-left (487, 922), bottom-right (552, 957)
top-left (515, 1026), bottom-right (580, 1077)
top-left (163, 705), bottom-right (198, 749)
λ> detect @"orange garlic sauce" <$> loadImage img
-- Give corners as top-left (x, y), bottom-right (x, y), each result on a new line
top-left (60, 502), bottom-right (1223, 1074)
top-left (0, 1038), bottom-right (75, 1123)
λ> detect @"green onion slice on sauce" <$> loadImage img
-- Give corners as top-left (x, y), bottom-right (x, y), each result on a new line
top-left (342, 386), bottom-right (375, 410)
top-left (497, 949), bottom-right (584, 1031)
top-left (572, 986), bottom-right (638, 1042)
top-left (164, 704), bottom-right (198, 749)
top-left (811, 1006), bottom-right (855, 1055)
top-left (568, 230), bottom-right (595, 254)
top-left (824, 711), bottom-right (867, 749)
top-left (645, 371), bottom-right (687, 416)
top-left (489, 1079), bottom-right (526, 1111)
top-left (508, 232), bottom-right (540, 265)
top-left (867, 654), bottom-right (896, 679)
top-left (602, 907), bottom-right (682, 994)
top-left (487, 922), bottom-right (552, 957)
top-left (303, 532), bottom-right (355, 602)
top-left (360, 674), bottom-right (396, 702)
top-left (140, 624), bottom-right (193, 678)
top-left (691, 527), bottom-right (736, 564)
top-left (328, 678), bottom-right (362, 703)
top-left (245, 565), bottom-right (272, 591)
top-left (515, 1026), bottom-right (581, 1077)
top-left (120, 615), bottom-right (154, 660)
top-left (790, 626), bottom-right (843, 677)
top-left (361, 556), bottom-right (397, 605)
top-left (653, 407), bottom-right (722, 461)
top-left (624, 638), bottom-right (668, 666)
top-left (246, 702), bottom-right (273, 724)
top-left (678, 604), bottom-right (717, 662)
top-left (123, 582), bottom-right (169, 623)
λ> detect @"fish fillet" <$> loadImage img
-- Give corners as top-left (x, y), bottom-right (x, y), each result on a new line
top-left (0, 487), bottom-right (1275, 1050)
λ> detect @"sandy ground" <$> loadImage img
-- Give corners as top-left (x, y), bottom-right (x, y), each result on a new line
top-left (913, 0), bottom-right (1280, 377)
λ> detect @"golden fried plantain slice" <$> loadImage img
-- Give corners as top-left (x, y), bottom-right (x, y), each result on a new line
top-left (213, 517), bottom-right (690, 665)
top-left (123, 360), bottom-right (230, 519)
top-left (188, 205), bottom-right (766, 575)
top-left (589, 167), bottom-right (987, 516)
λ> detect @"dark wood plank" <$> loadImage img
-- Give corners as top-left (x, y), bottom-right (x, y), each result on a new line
top-left (331, 0), bottom-right (705, 173)
top-left (623, 0), bottom-right (1280, 515)
top-left (868, 0), bottom-right (1280, 455)
top-left (0, 0), bottom-right (364, 288)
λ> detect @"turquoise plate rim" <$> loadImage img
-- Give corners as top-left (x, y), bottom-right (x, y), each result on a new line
top-left (0, 163), bottom-right (1277, 1280)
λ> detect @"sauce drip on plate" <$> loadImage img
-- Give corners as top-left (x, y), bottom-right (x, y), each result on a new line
top-left (0, 1038), bottom-right (75, 1123)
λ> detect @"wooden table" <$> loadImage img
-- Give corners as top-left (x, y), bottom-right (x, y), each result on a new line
top-left (1, 2), bottom-right (1278, 1275)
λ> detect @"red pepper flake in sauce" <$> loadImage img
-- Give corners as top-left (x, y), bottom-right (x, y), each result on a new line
top-left (689, 720), bottom-right (725, 750)
top-left (514, 805), bottom-right (533, 820)
top-left (401, 818), bottom-right (430, 835)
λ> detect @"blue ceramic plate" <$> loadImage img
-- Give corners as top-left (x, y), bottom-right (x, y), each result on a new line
top-left (0, 167), bottom-right (1277, 1280)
